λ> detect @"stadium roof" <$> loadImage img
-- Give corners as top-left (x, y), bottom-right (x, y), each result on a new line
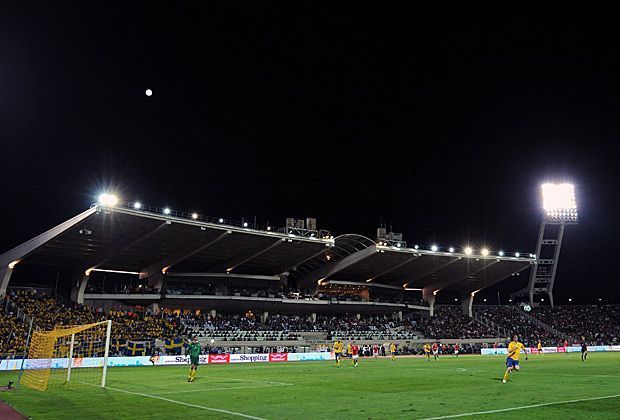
top-left (0, 202), bottom-right (535, 300)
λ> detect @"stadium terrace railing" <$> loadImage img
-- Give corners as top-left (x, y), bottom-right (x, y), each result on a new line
top-left (519, 309), bottom-right (569, 341)
top-left (473, 312), bottom-right (508, 338)
top-left (3, 296), bottom-right (40, 332)
top-left (108, 201), bottom-right (333, 239)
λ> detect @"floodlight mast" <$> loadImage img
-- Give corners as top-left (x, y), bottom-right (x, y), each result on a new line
top-left (511, 183), bottom-right (578, 308)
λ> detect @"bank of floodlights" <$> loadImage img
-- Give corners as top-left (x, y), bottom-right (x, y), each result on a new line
top-left (98, 193), bottom-right (118, 207)
top-left (541, 183), bottom-right (578, 223)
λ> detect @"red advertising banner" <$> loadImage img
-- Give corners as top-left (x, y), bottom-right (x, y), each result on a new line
top-left (530, 348), bottom-right (539, 354)
top-left (556, 346), bottom-right (566, 353)
top-left (269, 353), bottom-right (288, 362)
top-left (208, 354), bottom-right (230, 364)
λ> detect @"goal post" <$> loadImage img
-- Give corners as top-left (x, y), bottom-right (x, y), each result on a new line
top-left (19, 320), bottom-right (112, 391)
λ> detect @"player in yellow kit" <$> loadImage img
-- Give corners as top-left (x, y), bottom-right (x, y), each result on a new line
top-left (423, 343), bottom-right (431, 361)
top-left (333, 340), bottom-right (343, 367)
top-left (502, 334), bottom-right (528, 383)
top-left (390, 343), bottom-right (397, 361)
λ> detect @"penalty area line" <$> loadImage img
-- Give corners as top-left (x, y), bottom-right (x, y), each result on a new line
top-left (419, 394), bottom-right (620, 419)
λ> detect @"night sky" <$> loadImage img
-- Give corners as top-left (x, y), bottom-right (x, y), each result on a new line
top-left (1, 4), bottom-right (619, 302)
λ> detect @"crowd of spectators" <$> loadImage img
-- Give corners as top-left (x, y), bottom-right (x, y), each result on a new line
top-left (0, 306), bottom-right (29, 357)
top-left (531, 305), bottom-right (620, 345)
top-left (3, 290), bottom-right (179, 345)
top-left (417, 306), bottom-right (498, 339)
top-left (474, 305), bottom-right (558, 346)
top-left (3, 289), bottom-right (619, 357)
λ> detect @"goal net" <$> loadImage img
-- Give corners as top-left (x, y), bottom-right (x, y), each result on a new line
top-left (20, 320), bottom-right (111, 391)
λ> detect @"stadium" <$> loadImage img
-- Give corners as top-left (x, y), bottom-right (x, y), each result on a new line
top-left (3, 5), bottom-right (620, 419)
top-left (1, 185), bottom-right (619, 419)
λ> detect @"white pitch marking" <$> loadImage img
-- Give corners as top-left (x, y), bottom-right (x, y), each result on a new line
top-left (419, 393), bottom-right (620, 419)
top-left (152, 383), bottom-right (293, 395)
top-left (78, 381), bottom-right (267, 419)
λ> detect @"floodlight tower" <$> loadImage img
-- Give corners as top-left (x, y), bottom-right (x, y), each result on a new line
top-left (512, 183), bottom-right (578, 308)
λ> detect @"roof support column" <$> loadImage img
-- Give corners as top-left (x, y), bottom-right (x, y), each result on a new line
top-left (0, 267), bottom-right (14, 297)
top-left (423, 291), bottom-right (436, 317)
top-left (75, 273), bottom-right (89, 304)
top-left (461, 293), bottom-right (474, 318)
top-left (148, 273), bottom-right (165, 293)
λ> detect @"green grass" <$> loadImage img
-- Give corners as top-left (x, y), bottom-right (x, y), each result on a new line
top-left (1, 353), bottom-right (620, 419)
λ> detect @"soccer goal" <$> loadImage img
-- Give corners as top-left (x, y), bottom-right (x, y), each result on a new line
top-left (19, 320), bottom-right (112, 391)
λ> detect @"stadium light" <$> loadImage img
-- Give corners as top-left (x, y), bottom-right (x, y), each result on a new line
top-left (8, 260), bottom-right (20, 269)
top-left (448, 247), bottom-right (454, 253)
top-left (541, 183), bottom-right (578, 222)
top-left (134, 202), bottom-right (141, 209)
top-left (267, 226), bottom-right (271, 231)
top-left (191, 213), bottom-right (198, 220)
top-left (568, 298), bottom-right (572, 302)
top-left (464, 247), bottom-right (473, 255)
top-left (454, 298), bottom-right (458, 302)
top-left (414, 245), bottom-right (419, 250)
top-left (163, 208), bottom-right (171, 215)
top-left (218, 218), bottom-right (224, 223)
top-left (515, 252), bottom-right (520, 257)
top-left (481, 248), bottom-right (489, 256)
top-left (98, 193), bottom-right (118, 207)
top-left (243, 222), bottom-right (249, 227)
top-left (498, 251), bottom-right (504, 256)
top-left (431, 244), bottom-right (438, 252)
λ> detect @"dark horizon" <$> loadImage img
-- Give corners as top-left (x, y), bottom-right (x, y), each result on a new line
top-left (1, 4), bottom-right (619, 303)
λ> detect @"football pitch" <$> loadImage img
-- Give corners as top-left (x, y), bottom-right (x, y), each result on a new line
top-left (1, 352), bottom-right (619, 419)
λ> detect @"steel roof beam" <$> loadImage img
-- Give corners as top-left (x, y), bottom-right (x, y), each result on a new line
top-left (366, 255), bottom-right (419, 283)
top-left (83, 221), bottom-right (170, 272)
top-left (465, 263), bottom-right (533, 296)
top-left (140, 230), bottom-right (231, 278)
top-left (0, 206), bottom-right (99, 268)
top-left (298, 244), bottom-right (377, 288)
top-left (220, 238), bottom-right (284, 273)
top-left (404, 257), bottom-right (461, 287)
top-left (421, 260), bottom-right (499, 297)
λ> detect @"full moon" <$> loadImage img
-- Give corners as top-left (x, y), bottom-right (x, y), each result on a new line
top-left (145, 89), bottom-right (153, 96)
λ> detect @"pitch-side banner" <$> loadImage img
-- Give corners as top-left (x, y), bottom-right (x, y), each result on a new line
top-left (0, 352), bottom-right (333, 370)
top-left (480, 345), bottom-right (620, 355)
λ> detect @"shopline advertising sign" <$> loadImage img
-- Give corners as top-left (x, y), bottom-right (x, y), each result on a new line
top-left (0, 352), bottom-right (334, 371)
top-left (481, 345), bottom-right (620, 355)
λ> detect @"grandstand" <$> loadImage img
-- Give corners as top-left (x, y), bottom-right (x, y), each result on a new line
top-left (0, 200), bottom-right (534, 310)
top-left (1, 193), bottom-right (616, 358)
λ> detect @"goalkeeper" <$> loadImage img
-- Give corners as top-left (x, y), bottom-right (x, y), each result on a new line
top-left (187, 337), bottom-right (201, 382)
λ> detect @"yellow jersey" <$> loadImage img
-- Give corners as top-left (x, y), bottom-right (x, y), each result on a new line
top-left (390, 344), bottom-right (396, 353)
top-left (347, 344), bottom-right (352, 353)
top-left (508, 341), bottom-right (526, 360)
top-left (423, 344), bottom-right (431, 353)
top-left (333, 341), bottom-right (343, 353)
top-left (537, 342), bottom-right (542, 350)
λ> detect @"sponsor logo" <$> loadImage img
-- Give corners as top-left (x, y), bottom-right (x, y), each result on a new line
top-left (231, 354), bottom-right (268, 363)
top-left (269, 353), bottom-right (288, 362)
top-left (208, 354), bottom-right (230, 364)
top-left (557, 346), bottom-right (566, 353)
